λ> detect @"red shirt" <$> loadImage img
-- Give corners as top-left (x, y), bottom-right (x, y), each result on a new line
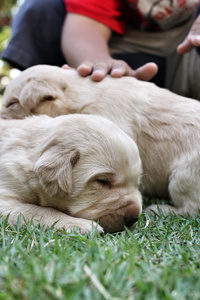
top-left (63, 0), bottom-right (199, 34)
top-left (63, 0), bottom-right (126, 34)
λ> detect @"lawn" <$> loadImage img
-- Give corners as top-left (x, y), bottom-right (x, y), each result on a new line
top-left (0, 208), bottom-right (199, 300)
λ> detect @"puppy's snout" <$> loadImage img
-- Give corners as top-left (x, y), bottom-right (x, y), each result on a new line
top-left (124, 216), bottom-right (138, 227)
top-left (122, 200), bottom-right (141, 227)
top-left (96, 198), bottom-right (142, 233)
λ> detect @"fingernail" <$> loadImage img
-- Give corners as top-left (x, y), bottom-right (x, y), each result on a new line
top-left (111, 68), bottom-right (123, 75)
top-left (93, 70), bottom-right (104, 74)
top-left (190, 35), bottom-right (200, 40)
top-left (78, 64), bottom-right (88, 69)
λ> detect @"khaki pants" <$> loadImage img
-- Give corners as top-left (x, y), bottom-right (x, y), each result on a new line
top-left (109, 21), bottom-right (200, 100)
top-left (166, 49), bottom-right (200, 100)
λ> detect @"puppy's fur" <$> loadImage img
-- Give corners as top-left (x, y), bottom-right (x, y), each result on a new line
top-left (2, 65), bottom-right (200, 216)
top-left (0, 114), bottom-right (142, 234)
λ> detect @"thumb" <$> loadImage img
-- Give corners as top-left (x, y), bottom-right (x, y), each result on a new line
top-left (131, 63), bottom-right (158, 81)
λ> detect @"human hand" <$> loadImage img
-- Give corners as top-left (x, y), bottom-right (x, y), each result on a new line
top-left (177, 15), bottom-right (200, 54)
top-left (77, 59), bottom-right (158, 82)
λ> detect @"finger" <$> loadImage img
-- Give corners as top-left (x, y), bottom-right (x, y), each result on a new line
top-left (178, 15), bottom-right (200, 54)
top-left (77, 62), bottom-right (93, 77)
top-left (91, 61), bottom-right (112, 81)
top-left (131, 63), bottom-right (158, 81)
top-left (189, 34), bottom-right (200, 47)
top-left (61, 64), bottom-right (73, 70)
top-left (110, 61), bottom-right (130, 78)
top-left (177, 39), bottom-right (194, 54)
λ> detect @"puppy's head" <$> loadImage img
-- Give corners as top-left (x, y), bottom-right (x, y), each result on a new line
top-left (0, 65), bottom-right (79, 119)
top-left (34, 114), bottom-right (142, 233)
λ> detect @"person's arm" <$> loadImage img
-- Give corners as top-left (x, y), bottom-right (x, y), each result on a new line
top-left (61, 13), bottom-right (158, 81)
top-left (177, 15), bottom-right (200, 54)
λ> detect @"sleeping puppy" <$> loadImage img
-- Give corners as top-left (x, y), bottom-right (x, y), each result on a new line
top-left (1, 65), bottom-right (200, 216)
top-left (0, 114), bottom-right (142, 234)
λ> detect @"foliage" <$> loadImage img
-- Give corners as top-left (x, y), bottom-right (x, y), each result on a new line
top-left (0, 0), bottom-right (20, 99)
top-left (0, 0), bottom-right (18, 29)
top-left (0, 211), bottom-right (200, 299)
top-left (0, 27), bottom-right (11, 55)
top-left (0, 2), bottom-right (199, 298)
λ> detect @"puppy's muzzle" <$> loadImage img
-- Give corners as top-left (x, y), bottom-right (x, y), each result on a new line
top-left (99, 201), bottom-right (141, 233)
top-left (124, 216), bottom-right (138, 227)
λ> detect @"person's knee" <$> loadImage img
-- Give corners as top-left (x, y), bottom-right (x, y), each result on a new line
top-left (22, 0), bottom-right (58, 11)
top-left (17, 0), bottom-right (65, 20)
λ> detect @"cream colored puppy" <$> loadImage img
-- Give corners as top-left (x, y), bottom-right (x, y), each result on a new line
top-left (0, 114), bottom-right (142, 234)
top-left (1, 65), bottom-right (200, 216)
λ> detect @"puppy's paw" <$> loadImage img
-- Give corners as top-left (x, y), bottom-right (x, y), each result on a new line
top-left (62, 219), bottom-right (104, 235)
top-left (145, 204), bottom-right (177, 216)
top-left (145, 204), bottom-right (160, 215)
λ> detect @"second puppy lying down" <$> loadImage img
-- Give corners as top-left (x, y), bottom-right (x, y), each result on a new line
top-left (0, 114), bottom-right (142, 234)
top-left (1, 65), bottom-right (200, 216)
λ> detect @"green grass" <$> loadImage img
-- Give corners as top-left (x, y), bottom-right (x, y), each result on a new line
top-left (0, 210), bottom-right (200, 300)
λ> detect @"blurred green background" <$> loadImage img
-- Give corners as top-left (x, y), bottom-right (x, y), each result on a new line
top-left (0, 0), bottom-right (23, 101)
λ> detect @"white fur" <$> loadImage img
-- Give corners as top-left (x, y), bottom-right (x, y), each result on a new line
top-left (0, 114), bottom-right (142, 233)
top-left (2, 65), bottom-right (200, 215)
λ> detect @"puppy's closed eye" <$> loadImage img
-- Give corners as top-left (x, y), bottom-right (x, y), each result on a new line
top-left (6, 97), bottom-right (19, 108)
top-left (43, 95), bottom-right (56, 101)
top-left (95, 178), bottom-right (111, 188)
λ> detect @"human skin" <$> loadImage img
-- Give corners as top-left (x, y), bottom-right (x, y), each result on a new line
top-left (177, 15), bottom-right (200, 54)
top-left (61, 13), bottom-right (200, 82)
top-left (61, 13), bottom-right (158, 82)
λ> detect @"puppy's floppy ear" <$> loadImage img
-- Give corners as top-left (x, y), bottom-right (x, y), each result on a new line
top-left (19, 78), bottom-right (56, 110)
top-left (34, 147), bottom-right (80, 198)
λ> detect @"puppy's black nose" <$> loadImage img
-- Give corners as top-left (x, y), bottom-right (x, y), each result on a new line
top-left (124, 216), bottom-right (138, 227)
